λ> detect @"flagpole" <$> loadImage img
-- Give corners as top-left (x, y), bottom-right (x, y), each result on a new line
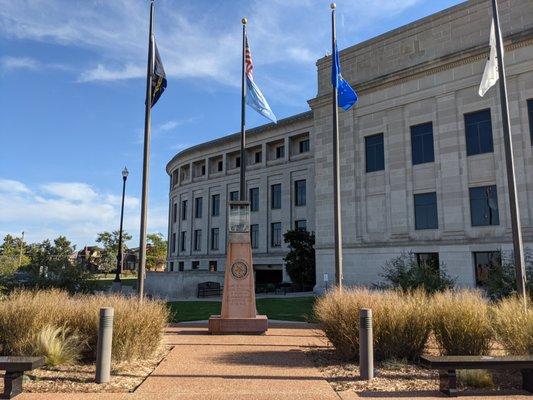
top-left (138, 0), bottom-right (155, 302)
top-left (490, 0), bottom-right (527, 307)
top-left (331, 3), bottom-right (343, 289)
top-left (240, 18), bottom-right (247, 202)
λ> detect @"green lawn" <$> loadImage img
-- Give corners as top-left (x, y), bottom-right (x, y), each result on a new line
top-left (167, 296), bottom-right (317, 323)
top-left (89, 275), bottom-right (137, 291)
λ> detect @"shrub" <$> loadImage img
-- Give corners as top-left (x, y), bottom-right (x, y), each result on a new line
top-left (34, 325), bottom-right (83, 366)
top-left (283, 229), bottom-right (316, 289)
top-left (491, 296), bottom-right (533, 355)
top-left (431, 290), bottom-right (492, 355)
top-left (484, 249), bottom-right (533, 300)
top-left (0, 289), bottom-right (169, 362)
top-left (458, 370), bottom-right (493, 388)
top-left (378, 252), bottom-right (455, 294)
top-left (314, 288), bottom-right (431, 361)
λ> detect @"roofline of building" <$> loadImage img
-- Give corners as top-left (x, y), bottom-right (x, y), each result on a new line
top-left (166, 110), bottom-right (313, 174)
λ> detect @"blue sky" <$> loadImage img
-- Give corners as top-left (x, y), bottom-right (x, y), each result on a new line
top-left (0, 0), bottom-right (462, 248)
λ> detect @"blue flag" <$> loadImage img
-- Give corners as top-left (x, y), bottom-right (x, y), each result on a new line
top-left (245, 37), bottom-right (277, 123)
top-left (332, 40), bottom-right (357, 111)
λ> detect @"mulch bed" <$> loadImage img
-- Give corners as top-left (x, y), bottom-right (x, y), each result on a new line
top-left (0, 346), bottom-right (171, 393)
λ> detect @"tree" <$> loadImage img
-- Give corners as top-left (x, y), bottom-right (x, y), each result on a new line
top-left (0, 234), bottom-right (29, 276)
top-left (146, 233), bottom-right (167, 271)
top-left (96, 230), bottom-right (132, 277)
top-left (283, 229), bottom-right (316, 289)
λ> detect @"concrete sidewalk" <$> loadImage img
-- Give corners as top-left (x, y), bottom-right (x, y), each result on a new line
top-left (18, 322), bottom-right (531, 400)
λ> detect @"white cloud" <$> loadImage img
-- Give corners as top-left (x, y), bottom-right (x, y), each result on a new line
top-left (0, 178), bottom-right (167, 247)
top-left (77, 63), bottom-right (144, 82)
top-left (0, 56), bottom-right (38, 70)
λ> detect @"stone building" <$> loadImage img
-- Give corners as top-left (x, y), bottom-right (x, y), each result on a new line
top-left (163, 0), bottom-right (533, 293)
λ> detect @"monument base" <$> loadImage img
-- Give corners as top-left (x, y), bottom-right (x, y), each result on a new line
top-left (208, 315), bottom-right (268, 335)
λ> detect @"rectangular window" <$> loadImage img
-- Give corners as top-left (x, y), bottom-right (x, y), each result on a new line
top-left (528, 99), bottom-right (533, 145)
top-left (250, 224), bottom-right (259, 249)
top-left (169, 262), bottom-right (174, 272)
top-left (178, 261), bottom-right (184, 271)
top-left (195, 197), bottom-right (203, 218)
top-left (276, 145), bottom-right (285, 159)
top-left (192, 261), bottom-right (200, 270)
top-left (411, 122), bottom-right (435, 165)
top-left (211, 228), bottom-right (219, 250)
top-left (365, 133), bottom-right (385, 172)
top-left (201, 164), bottom-right (206, 176)
top-left (474, 251), bottom-right (500, 287)
top-left (180, 231), bottom-right (186, 252)
top-left (172, 202), bottom-right (177, 223)
top-left (171, 233), bottom-right (176, 253)
top-left (415, 253), bottom-right (439, 269)
top-left (235, 156), bottom-right (241, 168)
top-left (271, 222), bottom-right (282, 247)
top-left (295, 180), bottom-right (306, 206)
top-left (250, 188), bottom-right (259, 212)
top-left (465, 109), bottom-right (494, 156)
top-left (230, 191), bottom-right (239, 202)
top-left (209, 261), bottom-right (217, 272)
top-left (254, 151), bottom-right (262, 163)
top-left (217, 160), bottom-right (223, 172)
top-left (299, 139), bottom-right (310, 153)
top-left (271, 184), bottom-right (281, 209)
top-left (211, 194), bottom-right (220, 216)
top-left (414, 192), bottom-right (438, 230)
top-left (181, 200), bottom-right (188, 220)
top-left (469, 185), bottom-right (499, 226)
top-left (194, 229), bottom-right (202, 251)
top-left (295, 220), bottom-right (307, 231)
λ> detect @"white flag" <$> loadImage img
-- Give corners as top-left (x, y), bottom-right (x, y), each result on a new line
top-left (478, 21), bottom-right (500, 97)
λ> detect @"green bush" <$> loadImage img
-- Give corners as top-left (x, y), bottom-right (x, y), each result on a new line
top-left (491, 296), bottom-right (533, 355)
top-left (484, 249), bottom-right (533, 300)
top-left (431, 290), bottom-right (492, 355)
top-left (378, 252), bottom-right (455, 294)
top-left (0, 289), bottom-right (169, 362)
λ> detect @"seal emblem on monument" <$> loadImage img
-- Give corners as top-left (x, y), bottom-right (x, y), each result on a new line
top-left (231, 260), bottom-right (248, 280)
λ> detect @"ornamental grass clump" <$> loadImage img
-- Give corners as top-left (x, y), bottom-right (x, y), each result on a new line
top-left (431, 290), bottom-right (492, 355)
top-left (34, 325), bottom-right (83, 366)
top-left (491, 296), bottom-right (533, 355)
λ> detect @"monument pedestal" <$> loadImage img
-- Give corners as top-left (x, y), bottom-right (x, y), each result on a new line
top-left (208, 201), bottom-right (268, 335)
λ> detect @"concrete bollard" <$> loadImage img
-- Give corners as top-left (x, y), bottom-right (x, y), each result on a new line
top-left (95, 307), bottom-right (114, 383)
top-left (359, 308), bottom-right (374, 380)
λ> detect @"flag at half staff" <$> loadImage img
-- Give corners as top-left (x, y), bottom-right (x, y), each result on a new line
top-left (478, 21), bottom-right (499, 97)
top-left (332, 39), bottom-right (357, 111)
top-left (151, 40), bottom-right (167, 107)
top-left (245, 36), bottom-right (277, 123)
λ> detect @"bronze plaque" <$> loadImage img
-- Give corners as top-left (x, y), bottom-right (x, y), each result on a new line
top-left (230, 260), bottom-right (248, 280)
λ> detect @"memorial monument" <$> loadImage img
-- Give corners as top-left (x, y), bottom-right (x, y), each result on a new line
top-left (208, 201), bottom-right (268, 334)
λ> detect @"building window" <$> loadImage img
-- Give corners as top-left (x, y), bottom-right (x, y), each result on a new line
top-left (473, 251), bottom-right (500, 287)
top-left (209, 261), bottom-right (217, 272)
top-left (528, 99), bottom-right (533, 145)
top-left (365, 133), bottom-right (385, 172)
top-left (217, 160), bottom-right (223, 172)
top-left (276, 145), bottom-right (285, 159)
top-left (295, 220), bottom-right (307, 231)
top-left (212, 194), bottom-right (220, 216)
top-left (250, 187), bottom-right (259, 212)
top-left (211, 228), bottom-right (219, 250)
top-left (465, 109), bottom-right (493, 156)
top-left (299, 139), bottom-right (310, 153)
top-left (250, 224), bottom-right (259, 249)
top-left (254, 151), bottom-right (262, 163)
top-left (178, 261), bottom-right (184, 271)
top-left (195, 197), bottom-right (203, 218)
top-left (271, 222), bottom-right (282, 247)
top-left (171, 233), bottom-right (176, 253)
top-left (230, 191), bottom-right (239, 202)
top-left (271, 184), bottom-right (281, 210)
top-left (411, 122), bottom-right (434, 165)
top-left (180, 232), bottom-right (186, 252)
top-left (194, 229), bottom-right (202, 251)
top-left (172, 202), bottom-right (177, 223)
top-left (235, 156), bottom-right (241, 168)
top-left (469, 185), bottom-right (499, 226)
top-left (181, 200), bottom-right (188, 220)
top-left (192, 261), bottom-right (200, 270)
top-left (169, 262), bottom-right (174, 272)
top-left (414, 192), bottom-right (438, 230)
top-left (294, 180), bottom-right (306, 206)
top-left (201, 164), bottom-right (206, 176)
top-left (415, 253), bottom-right (439, 269)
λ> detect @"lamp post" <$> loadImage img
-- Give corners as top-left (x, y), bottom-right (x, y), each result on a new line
top-left (113, 167), bottom-right (129, 290)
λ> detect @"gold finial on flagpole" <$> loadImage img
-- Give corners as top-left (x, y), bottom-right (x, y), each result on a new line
top-left (242, 17), bottom-right (247, 25)
top-left (330, 3), bottom-right (336, 9)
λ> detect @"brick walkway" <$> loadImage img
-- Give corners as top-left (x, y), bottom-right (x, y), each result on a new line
top-left (17, 322), bottom-right (531, 400)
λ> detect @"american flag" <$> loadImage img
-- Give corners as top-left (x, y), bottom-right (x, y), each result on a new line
top-left (245, 36), bottom-right (253, 78)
